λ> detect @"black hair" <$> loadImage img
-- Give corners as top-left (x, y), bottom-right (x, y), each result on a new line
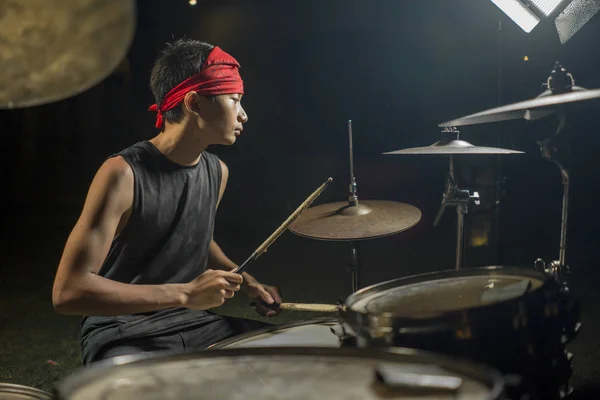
top-left (150, 38), bottom-right (215, 125)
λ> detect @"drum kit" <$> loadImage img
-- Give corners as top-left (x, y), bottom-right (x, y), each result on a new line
top-left (44, 62), bottom-right (594, 400)
top-left (0, 2), bottom-right (598, 399)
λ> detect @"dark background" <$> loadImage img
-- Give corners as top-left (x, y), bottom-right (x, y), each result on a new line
top-left (1, 0), bottom-right (600, 396)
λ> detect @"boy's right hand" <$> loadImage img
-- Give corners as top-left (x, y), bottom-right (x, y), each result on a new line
top-left (182, 269), bottom-right (243, 309)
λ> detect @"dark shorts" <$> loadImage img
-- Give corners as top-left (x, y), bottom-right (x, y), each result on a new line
top-left (81, 310), bottom-right (271, 366)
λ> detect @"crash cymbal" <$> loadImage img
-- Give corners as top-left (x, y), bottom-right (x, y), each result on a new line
top-left (383, 139), bottom-right (523, 155)
top-left (0, 0), bottom-right (136, 109)
top-left (438, 87), bottom-right (600, 128)
top-left (289, 200), bottom-right (422, 241)
top-left (439, 62), bottom-right (600, 128)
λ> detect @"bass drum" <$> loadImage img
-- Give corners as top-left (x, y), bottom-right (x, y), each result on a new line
top-left (208, 317), bottom-right (348, 349)
top-left (54, 347), bottom-right (506, 400)
top-left (0, 383), bottom-right (52, 399)
top-left (340, 266), bottom-right (580, 400)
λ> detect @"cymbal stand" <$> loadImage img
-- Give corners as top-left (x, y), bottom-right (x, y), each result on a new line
top-left (533, 63), bottom-right (573, 287)
top-left (433, 154), bottom-right (480, 270)
top-left (534, 111), bottom-right (571, 286)
top-left (346, 120), bottom-right (369, 292)
top-left (348, 119), bottom-right (358, 207)
top-left (349, 241), bottom-right (360, 293)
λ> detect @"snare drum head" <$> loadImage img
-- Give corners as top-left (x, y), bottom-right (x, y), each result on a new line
top-left (348, 267), bottom-right (546, 316)
top-left (0, 383), bottom-right (52, 399)
top-left (56, 348), bottom-right (504, 400)
top-left (210, 318), bottom-right (342, 349)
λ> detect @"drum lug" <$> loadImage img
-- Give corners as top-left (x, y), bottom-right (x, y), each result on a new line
top-left (367, 314), bottom-right (394, 343)
top-left (535, 258), bottom-right (562, 279)
top-left (534, 258), bottom-right (546, 273)
top-left (535, 258), bottom-right (572, 289)
top-left (331, 323), bottom-right (359, 347)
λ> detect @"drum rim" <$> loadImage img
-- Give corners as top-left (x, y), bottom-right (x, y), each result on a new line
top-left (0, 382), bottom-right (52, 399)
top-left (207, 317), bottom-right (340, 349)
top-left (344, 265), bottom-right (551, 316)
top-left (54, 347), bottom-right (505, 400)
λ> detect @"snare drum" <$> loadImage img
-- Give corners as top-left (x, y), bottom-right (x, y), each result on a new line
top-left (0, 383), bottom-right (52, 399)
top-left (54, 347), bottom-right (506, 399)
top-left (340, 266), bottom-right (579, 400)
top-left (208, 318), bottom-right (346, 349)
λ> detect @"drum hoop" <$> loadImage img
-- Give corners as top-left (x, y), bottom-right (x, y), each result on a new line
top-left (55, 347), bottom-right (505, 400)
top-left (344, 266), bottom-right (552, 319)
top-left (0, 383), bottom-right (52, 399)
top-left (207, 317), bottom-right (341, 349)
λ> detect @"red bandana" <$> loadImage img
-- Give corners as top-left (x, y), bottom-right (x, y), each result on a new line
top-left (148, 46), bottom-right (244, 129)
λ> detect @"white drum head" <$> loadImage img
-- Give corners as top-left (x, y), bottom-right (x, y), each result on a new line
top-left (212, 319), bottom-right (342, 349)
top-left (351, 273), bottom-right (543, 316)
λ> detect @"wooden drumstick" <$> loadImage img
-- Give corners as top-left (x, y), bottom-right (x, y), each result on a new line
top-left (249, 302), bottom-right (345, 313)
top-left (234, 177), bottom-right (333, 274)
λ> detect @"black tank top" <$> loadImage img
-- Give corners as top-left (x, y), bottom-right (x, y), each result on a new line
top-left (99, 140), bottom-right (221, 284)
top-left (81, 141), bottom-right (224, 348)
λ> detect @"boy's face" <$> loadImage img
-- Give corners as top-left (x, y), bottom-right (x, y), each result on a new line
top-left (195, 93), bottom-right (248, 145)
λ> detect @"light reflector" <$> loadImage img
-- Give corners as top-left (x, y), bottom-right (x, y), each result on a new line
top-left (555, 0), bottom-right (600, 42)
top-left (490, 0), bottom-right (541, 32)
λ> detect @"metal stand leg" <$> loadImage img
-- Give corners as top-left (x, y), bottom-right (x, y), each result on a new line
top-left (534, 111), bottom-right (571, 286)
top-left (559, 170), bottom-right (569, 270)
top-left (349, 241), bottom-right (360, 293)
top-left (456, 204), bottom-right (467, 270)
top-left (434, 154), bottom-right (480, 270)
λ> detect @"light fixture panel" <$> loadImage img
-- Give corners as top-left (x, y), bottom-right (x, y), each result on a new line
top-left (530, 0), bottom-right (565, 16)
top-left (490, 0), bottom-right (542, 32)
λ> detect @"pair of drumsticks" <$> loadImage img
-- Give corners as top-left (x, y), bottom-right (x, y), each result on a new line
top-left (232, 177), bottom-right (341, 313)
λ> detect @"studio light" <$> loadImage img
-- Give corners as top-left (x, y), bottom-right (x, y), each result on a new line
top-left (490, 0), bottom-right (600, 42)
top-left (490, 0), bottom-right (541, 32)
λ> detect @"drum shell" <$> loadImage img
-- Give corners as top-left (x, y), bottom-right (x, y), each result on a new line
top-left (207, 317), bottom-right (349, 349)
top-left (53, 347), bottom-right (508, 400)
top-left (0, 383), bottom-right (52, 399)
top-left (340, 266), bottom-right (580, 399)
